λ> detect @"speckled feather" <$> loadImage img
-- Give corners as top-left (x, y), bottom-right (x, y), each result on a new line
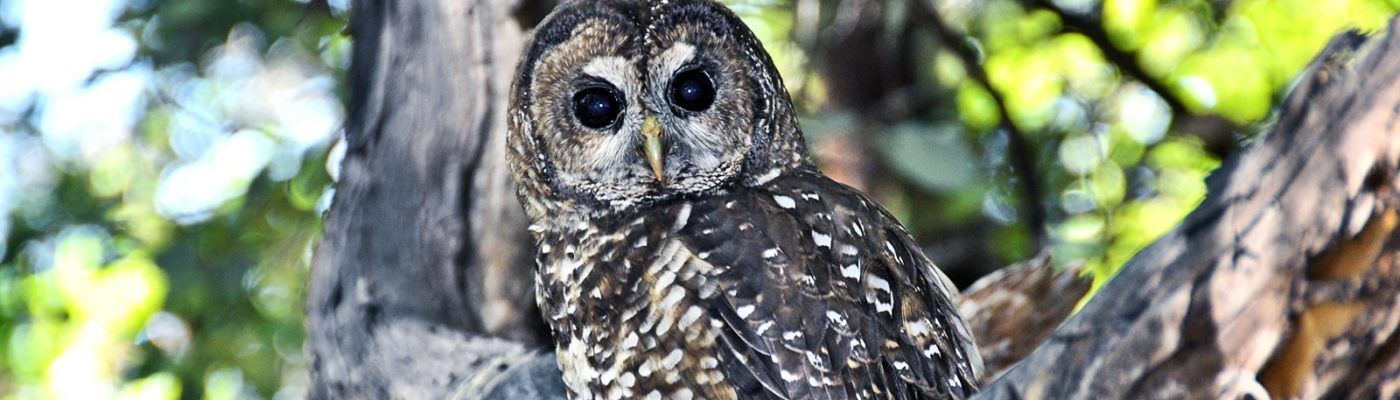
top-left (506, 0), bottom-right (982, 398)
top-left (533, 169), bottom-right (982, 399)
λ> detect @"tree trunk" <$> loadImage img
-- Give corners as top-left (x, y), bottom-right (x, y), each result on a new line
top-left (305, 0), bottom-right (561, 398)
top-left (305, 0), bottom-right (1400, 397)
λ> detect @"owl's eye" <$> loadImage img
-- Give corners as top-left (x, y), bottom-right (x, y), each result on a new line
top-left (669, 69), bottom-right (715, 112)
top-left (573, 87), bottom-right (624, 129)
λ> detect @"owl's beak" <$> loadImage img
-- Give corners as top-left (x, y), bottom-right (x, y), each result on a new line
top-left (641, 115), bottom-right (665, 182)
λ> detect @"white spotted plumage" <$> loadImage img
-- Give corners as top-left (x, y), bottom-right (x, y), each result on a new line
top-left (510, 1), bottom-right (982, 399)
top-left (529, 169), bottom-right (982, 399)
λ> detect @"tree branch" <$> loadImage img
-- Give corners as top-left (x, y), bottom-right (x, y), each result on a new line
top-left (974, 21), bottom-right (1400, 399)
top-left (309, 1), bottom-right (1400, 398)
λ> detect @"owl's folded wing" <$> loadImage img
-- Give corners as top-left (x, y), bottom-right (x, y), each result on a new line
top-left (674, 171), bottom-right (982, 399)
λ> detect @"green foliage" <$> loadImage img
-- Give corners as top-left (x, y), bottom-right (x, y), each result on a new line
top-left (1, 0), bottom-right (1397, 398)
top-left (741, 0), bottom-right (1396, 294)
top-left (0, 0), bottom-right (344, 398)
top-left (939, 0), bottom-right (1397, 292)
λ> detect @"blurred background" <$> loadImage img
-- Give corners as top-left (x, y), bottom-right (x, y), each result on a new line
top-left (0, 0), bottom-right (1396, 398)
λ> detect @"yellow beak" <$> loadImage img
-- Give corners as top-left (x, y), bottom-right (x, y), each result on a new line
top-left (641, 115), bottom-right (665, 182)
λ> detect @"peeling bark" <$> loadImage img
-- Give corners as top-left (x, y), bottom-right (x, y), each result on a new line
top-left (305, 0), bottom-right (1400, 397)
top-left (975, 23), bottom-right (1400, 400)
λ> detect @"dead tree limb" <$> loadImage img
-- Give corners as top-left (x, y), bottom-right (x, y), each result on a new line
top-left (974, 20), bottom-right (1400, 399)
top-left (305, 0), bottom-right (1400, 397)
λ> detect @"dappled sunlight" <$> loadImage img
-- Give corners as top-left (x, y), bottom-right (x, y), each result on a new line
top-left (155, 25), bottom-right (343, 224)
top-left (1, 0), bottom-right (341, 398)
top-left (2, 0), bottom-right (1398, 398)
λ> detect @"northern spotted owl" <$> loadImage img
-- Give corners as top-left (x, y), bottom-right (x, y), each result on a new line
top-left (506, 1), bottom-right (983, 398)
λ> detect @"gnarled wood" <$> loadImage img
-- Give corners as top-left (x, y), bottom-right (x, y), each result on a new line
top-left (305, 1), bottom-right (1400, 397)
top-left (974, 22), bottom-right (1400, 400)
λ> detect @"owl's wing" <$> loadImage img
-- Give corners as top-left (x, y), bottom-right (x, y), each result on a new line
top-left (672, 170), bottom-right (983, 400)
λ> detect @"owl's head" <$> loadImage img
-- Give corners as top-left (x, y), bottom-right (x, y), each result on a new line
top-left (508, 0), bottom-right (809, 219)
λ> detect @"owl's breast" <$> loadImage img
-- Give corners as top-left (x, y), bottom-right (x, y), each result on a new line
top-left (535, 208), bottom-right (738, 400)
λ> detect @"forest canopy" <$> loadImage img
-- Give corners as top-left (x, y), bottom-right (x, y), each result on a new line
top-left (1, 0), bottom-right (1397, 398)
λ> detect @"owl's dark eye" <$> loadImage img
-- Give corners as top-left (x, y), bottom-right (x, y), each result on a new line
top-left (573, 87), bottom-right (623, 129)
top-left (669, 69), bottom-right (715, 112)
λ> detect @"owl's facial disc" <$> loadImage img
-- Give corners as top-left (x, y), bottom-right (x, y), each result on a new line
top-left (509, 0), bottom-right (806, 215)
top-left (529, 22), bottom-right (755, 205)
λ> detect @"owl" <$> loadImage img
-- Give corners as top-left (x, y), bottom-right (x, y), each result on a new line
top-left (505, 1), bottom-right (984, 399)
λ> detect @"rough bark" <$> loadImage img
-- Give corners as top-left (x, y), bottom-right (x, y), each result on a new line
top-left (304, 0), bottom-right (559, 398)
top-left (306, 0), bottom-right (1400, 397)
top-left (974, 22), bottom-right (1400, 400)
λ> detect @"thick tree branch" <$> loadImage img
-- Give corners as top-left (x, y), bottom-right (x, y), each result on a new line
top-left (974, 21), bottom-right (1400, 399)
top-left (308, 1), bottom-right (1400, 398)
